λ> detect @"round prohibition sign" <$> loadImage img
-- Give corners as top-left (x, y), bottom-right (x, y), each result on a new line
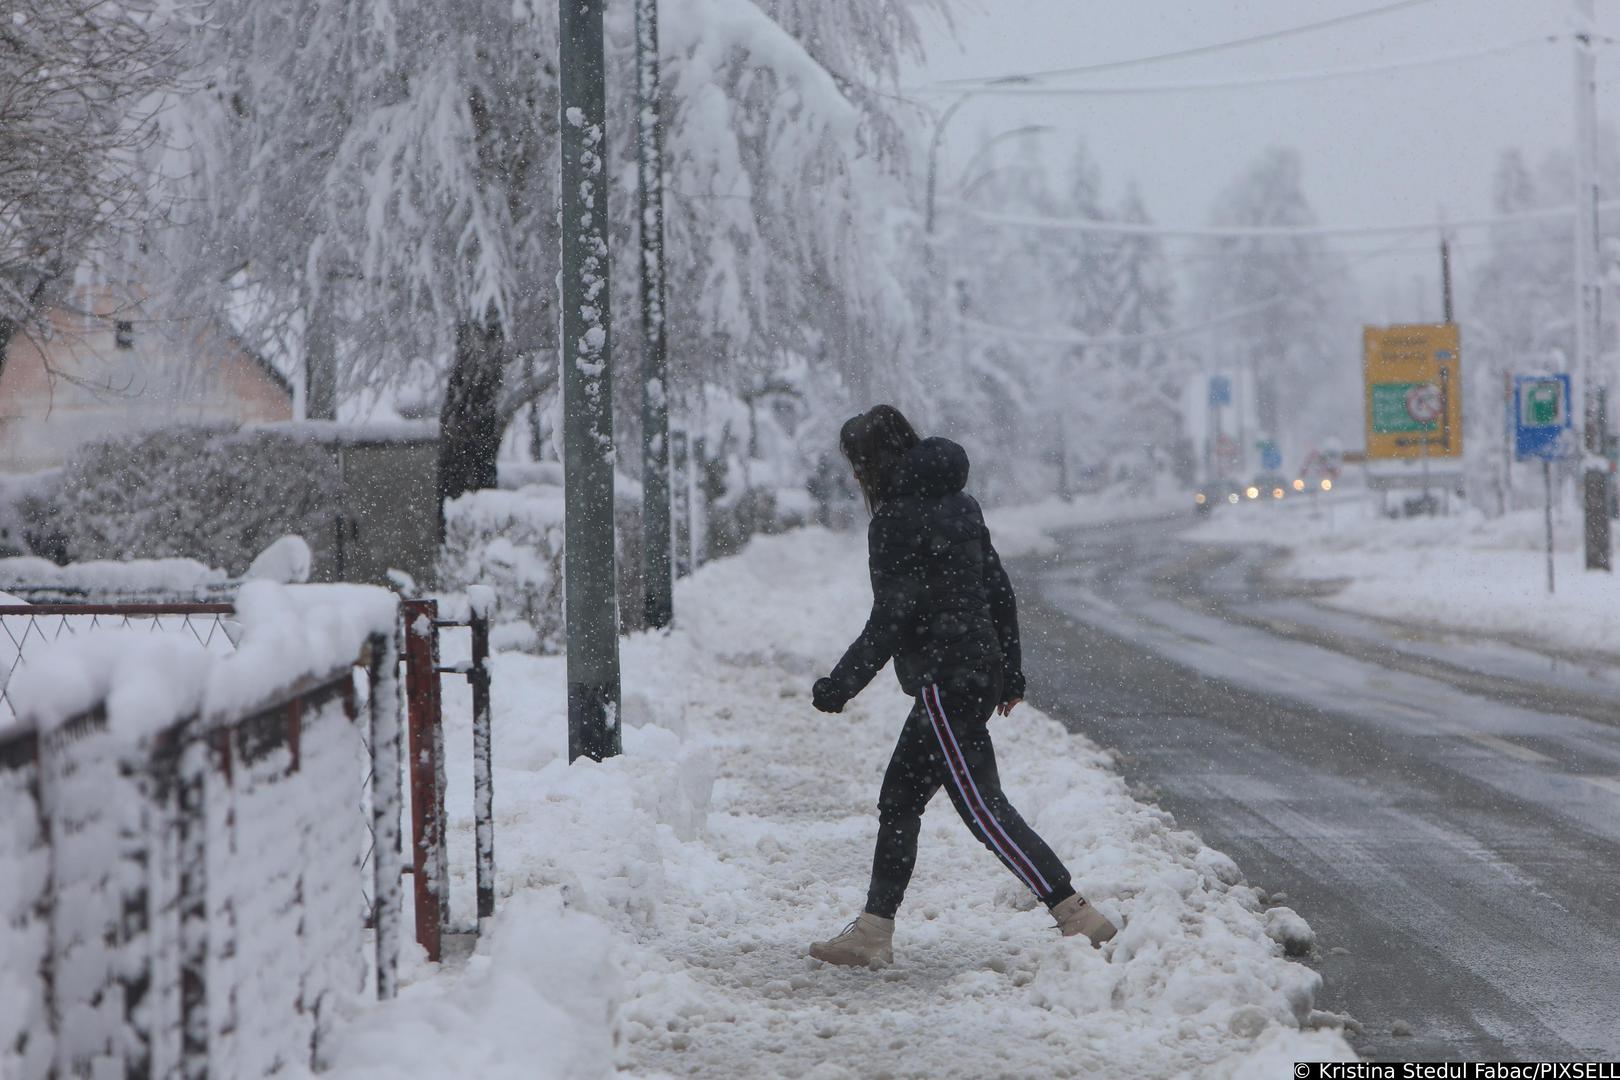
top-left (1405, 382), bottom-right (1442, 424)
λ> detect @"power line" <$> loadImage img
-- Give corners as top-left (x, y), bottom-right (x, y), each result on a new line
top-left (954, 233), bottom-right (1440, 350)
top-left (911, 37), bottom-right (1554, 98)
top-left (941, 197), bottom-right (1620, 240)
top-left (931, 0), bottom-right (1440, 88)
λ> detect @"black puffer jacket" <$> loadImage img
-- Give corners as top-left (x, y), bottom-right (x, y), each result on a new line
top-left (817, 437), bottom-right (1024, 710)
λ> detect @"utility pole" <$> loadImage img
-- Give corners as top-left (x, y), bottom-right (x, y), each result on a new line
top-left (1574, 0), bottom-right (1612, 570)
top-left (635, 0), bottom-right (673, 630)
top-left (1439, 229), bottom-right (1454, 323)
top-left (560, 0), bottom-right (623, 761)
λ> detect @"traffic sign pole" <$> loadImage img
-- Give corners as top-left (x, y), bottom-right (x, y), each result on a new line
top-left (1545, 459), bottom-right (1556, 594)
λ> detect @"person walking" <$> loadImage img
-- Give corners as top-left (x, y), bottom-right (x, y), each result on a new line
top-left (808, 405), bottom-right (1116, 968)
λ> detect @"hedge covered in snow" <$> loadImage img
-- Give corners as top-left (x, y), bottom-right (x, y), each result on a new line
top-left (47, 426), bottom-right (339, 575)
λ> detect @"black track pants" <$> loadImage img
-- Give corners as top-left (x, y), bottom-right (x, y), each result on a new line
top-left (864, 676), bottom-right (1076, 919)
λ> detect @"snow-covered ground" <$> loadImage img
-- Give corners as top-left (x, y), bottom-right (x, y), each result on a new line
top-left (1191, 486), bottom-right (1620, 657)
top-left (317, 521), bottom-right (1353, 1079)
top-left (986, 489), bottom-right (1190, 558)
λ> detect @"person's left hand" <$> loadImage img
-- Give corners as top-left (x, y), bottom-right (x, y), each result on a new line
top-left (996, 697), bottom-right (1022, 718)
top-left (812, 677), bottom-right (844, 714)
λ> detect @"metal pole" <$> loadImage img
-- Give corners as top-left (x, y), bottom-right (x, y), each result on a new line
top-left (1546, 458), bottom-right (1556, 594)
top-left (636, 0), bottom-right (673, 631)
top-left (1440, 230), bottom-right (1454, 323)
top-left (403, 600), bottom-right (444, 961)
top-left (1574, 0), bottom-right (1611, 570)
top-left (1503, 370), bottom-right (1514, 505)
top-left (367, 630), bottom-right (402, 1000)
top-left (924, 93), bottom-right (972, 237)
top-left (560, 0), bottom-right (623, 762)
top-left (469, 606), bottom-right (495, 921)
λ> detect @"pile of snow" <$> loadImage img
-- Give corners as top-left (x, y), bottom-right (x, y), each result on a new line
top-left (1191, 494), bottom-right (1620, 654)
top-left (4, 582), bottom-right (396, 734)
top-left (0, 535), bottom-right (310, 598)
top-left (250, 419), bottom-right (438, 445)
top-left (320, 527), bottom-right (1353, 1078)
top-left (0, 555), bottom-right (228, 595)
top-left (1265, 907), bottom-right (1317, 958)
top-left (243, 535), bottom-right (313, 584)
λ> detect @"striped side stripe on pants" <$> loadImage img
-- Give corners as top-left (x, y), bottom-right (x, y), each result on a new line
top-left (921, 684), bottom-right (1053, 898)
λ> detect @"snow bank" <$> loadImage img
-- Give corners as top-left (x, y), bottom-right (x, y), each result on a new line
top-left (1191, 495), bottom-right (1620, 655)
top-left (320, 527), bottom-right (1352, 1077)
top-left (319, 892), bottom-right (623, 1080)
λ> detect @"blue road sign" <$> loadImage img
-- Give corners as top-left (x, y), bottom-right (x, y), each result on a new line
top-left (1259, 440), bottom-right (1282, 471)
top-left (1514, 373), bottom-right (1574, 462)
top-left (1208, 376), bottom-right (1232, 408)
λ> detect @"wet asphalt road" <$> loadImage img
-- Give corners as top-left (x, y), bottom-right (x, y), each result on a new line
top-left (1012, 514), bottom-right (1620, 1063)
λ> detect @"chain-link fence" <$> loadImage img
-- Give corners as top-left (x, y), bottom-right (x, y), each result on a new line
top-left (0, 596), bottom-right (493, 968)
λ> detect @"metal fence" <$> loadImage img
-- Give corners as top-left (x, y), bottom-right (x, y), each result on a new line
top-left (0, 596), bottom-right (494, 971)
top-left (400, 598), bottom-right (495, 962)
top-left (0, 604), bottom-right (239, 726)
top-left (0, 633), bottom-right (396, 1077)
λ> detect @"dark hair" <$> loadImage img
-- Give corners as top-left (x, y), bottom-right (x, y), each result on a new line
top-left (839, 404), bottom-right (919, 509)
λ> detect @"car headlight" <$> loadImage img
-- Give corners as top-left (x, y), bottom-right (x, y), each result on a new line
top-left (1292, 478), bottom-right (1305, 492)
top-left (1228, 493), bottom-right (1240, 504)
top-left (1272, 487), bottom-right (1284, 499)
top-left (1321, 478), bottom-right (1333, 492)
top-left (1245, 486), bottom-right (1260, 500)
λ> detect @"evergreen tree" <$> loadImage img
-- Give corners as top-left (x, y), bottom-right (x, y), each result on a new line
top-left (1197, 146), bottom-right (1348, 455)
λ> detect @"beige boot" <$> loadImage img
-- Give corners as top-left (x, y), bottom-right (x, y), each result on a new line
top-left (1051, 894), bottom-right (1117, 947)
top-left (809, 913), bottom-right (894, 967)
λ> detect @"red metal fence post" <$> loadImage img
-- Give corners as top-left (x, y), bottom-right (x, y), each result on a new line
top-left (402, 600), bottom-right (444, 962)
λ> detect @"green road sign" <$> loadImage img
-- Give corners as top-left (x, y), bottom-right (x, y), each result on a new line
top-left (1525, 382), bottom-right (1561, 425)
top-left (1370, 382), bottom-right (1438, 434)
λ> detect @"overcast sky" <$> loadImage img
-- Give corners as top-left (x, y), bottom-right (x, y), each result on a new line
top-left (904, 0), bottom-right (1620, 322)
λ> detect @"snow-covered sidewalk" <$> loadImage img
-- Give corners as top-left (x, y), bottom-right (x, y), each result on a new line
top-left (319, 527), bottom-right (1353, 1079)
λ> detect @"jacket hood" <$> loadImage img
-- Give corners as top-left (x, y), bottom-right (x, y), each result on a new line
top-left (889, 437), bottom-right (969, 499)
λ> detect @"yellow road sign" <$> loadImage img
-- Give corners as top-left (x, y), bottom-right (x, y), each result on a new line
top-left (1363, 323), bottom-right (1462, 460)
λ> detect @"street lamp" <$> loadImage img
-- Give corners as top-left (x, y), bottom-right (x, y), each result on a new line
top-left (923, 76), bottom-right (1032, 235)
top-left (956, 124), bottom-right (1054, 201)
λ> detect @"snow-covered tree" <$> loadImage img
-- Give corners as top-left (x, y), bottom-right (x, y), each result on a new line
top-left (1196, 146), bottom-right (1349, 453)
top-left (1100, 184), bottom-right (1184, 481)
top-left (163, 0), bottom-right (942, 515)
top-left (0, 0), bottom-right (180, 356)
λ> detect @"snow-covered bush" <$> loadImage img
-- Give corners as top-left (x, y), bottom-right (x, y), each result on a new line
top-left (439, 486), bottom-right (566, 654)
top-left (704, 486), bottom-right (806, 560)
top-left (438, 482), bottom-right (648, 653)
top-left (51, 427), bottom-right (340, 575)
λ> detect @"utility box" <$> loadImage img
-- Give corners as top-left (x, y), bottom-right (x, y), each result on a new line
top-left (262, 422), bottom-right (440, 589)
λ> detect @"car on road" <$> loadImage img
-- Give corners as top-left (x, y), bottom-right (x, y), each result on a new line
top-left (1194, 478), bottom-right (1242, 514)
top-left (1250, 472), bottom-right (1289, 500)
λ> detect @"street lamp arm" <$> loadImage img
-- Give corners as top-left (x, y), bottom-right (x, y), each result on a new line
top-left (925, 92), bottom-right (974, 235)
top-left (955, 124), bottom-right (1054, 200)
